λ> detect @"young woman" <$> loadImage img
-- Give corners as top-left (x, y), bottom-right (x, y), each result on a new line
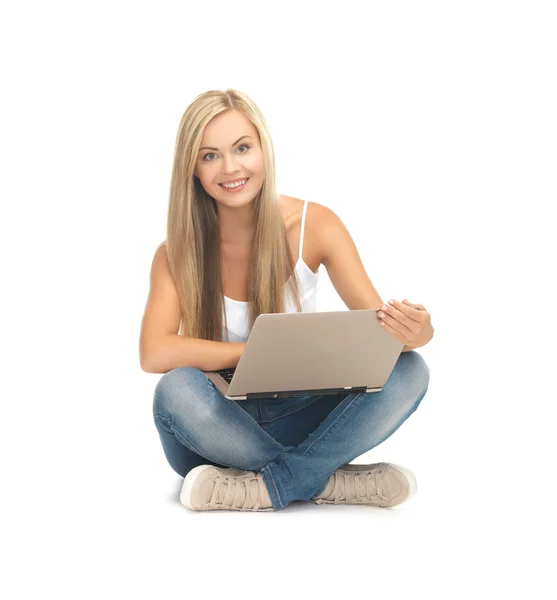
top-left (140, 89), bottom-right (434, 512)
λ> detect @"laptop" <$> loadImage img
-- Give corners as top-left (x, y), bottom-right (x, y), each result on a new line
top-left (203, 309), bottom-right (404, 401)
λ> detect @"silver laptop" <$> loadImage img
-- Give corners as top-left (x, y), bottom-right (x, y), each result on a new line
top-left (203, 309), bottom-right (404, 401)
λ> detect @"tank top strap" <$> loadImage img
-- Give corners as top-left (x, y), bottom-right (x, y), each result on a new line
top-left (299, 199), bottom-right (309, 259)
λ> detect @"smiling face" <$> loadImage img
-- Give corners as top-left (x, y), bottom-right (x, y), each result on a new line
top-left (194, 109), bottom-right (265, 208)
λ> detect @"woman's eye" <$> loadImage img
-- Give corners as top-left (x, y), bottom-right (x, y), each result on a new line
top-left (202, 144), bottom-right (250, 161)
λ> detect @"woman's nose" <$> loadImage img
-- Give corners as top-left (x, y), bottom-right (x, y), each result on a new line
top-left (222, 153), bottom-right (241, 173)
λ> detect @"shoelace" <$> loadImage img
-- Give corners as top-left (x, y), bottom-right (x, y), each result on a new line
top-left (209, 473), bottom-right (269, 511)
top-left (329, 469), bottom-right (391, 504)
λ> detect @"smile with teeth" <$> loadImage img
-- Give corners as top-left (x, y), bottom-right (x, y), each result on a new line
top-left (219, 178), bottom-right (248, 189)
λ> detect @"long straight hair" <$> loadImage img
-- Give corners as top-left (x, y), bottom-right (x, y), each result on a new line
top-left (162, 89), bottom-right (303, 342)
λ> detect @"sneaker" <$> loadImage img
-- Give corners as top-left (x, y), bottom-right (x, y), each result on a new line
top-left (310, 462), bottom-right (417, 507)
top-left (180, 464), bottom-right (275, 512)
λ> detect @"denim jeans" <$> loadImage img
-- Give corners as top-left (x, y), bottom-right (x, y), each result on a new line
top-left (153, 350), bottom-right (430, 510)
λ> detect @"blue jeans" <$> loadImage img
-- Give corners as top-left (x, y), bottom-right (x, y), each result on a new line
top-left (153, 350), bottom-right (430, 510)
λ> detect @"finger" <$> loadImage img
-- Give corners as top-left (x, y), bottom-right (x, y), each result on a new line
top-left (386, 298), bottom-right (422, 327)
top-left (403, 299), bottom-right (425, 311)
top-left (379, 309), bottom-right (416, 338)
top-left (402, 299), bottom-right (430, 324)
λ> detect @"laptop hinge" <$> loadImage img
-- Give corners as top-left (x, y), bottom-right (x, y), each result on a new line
top-left (245, 386), bottom-right (368, 401)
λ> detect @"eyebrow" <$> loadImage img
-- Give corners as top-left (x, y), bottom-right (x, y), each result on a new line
top-left (199, 135), bottom-right (253, 152)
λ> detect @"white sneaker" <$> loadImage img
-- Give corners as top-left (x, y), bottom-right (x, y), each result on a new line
top-left (180, 465), bottom-right (275, 512)
top-left (310, 462), bottom-right (417, 507)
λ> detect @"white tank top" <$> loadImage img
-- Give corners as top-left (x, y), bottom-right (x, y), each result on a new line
top-left (222, 199), bottom-right (320, 342)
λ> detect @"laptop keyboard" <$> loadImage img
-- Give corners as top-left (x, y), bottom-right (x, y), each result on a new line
top-left (217, 367), bottom-right (236, 383)
top-left (216, 367), bottom-right (369, 398)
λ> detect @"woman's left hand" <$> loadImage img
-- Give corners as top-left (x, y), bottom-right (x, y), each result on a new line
top-left (377, 298), bottom-right (434, 349)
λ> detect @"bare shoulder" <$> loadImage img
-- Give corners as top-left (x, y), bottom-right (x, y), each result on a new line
top-left (282, 195), bottom-right (330, 231)
top-left (285, 196), bottom-right (337, 267)
top-left (153, 239), bottom-right (168, 261)
top-left (304, 199), bottom-right (336, 223)
top-left (150, 240), bottom-right (172, 279)
top-left (292, 197), bottom-right (332, 221)
top-left (150, 240), bottom-right (179, 300)
top-left (300, 201), bottom-right (384, 310)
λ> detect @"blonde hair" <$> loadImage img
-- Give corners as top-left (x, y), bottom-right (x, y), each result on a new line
top-left (161, 89), bottom-right (303, 342)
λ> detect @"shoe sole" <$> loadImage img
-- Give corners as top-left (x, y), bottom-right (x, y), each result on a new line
top-left (180, 464), bottom-right (215, 510)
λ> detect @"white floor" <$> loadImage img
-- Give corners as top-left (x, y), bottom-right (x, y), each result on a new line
top-left (7, 360), bottom-right (552, 599)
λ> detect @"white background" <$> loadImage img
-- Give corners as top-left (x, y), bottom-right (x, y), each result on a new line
top-left (1, 1), bottom-right (555, 598)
